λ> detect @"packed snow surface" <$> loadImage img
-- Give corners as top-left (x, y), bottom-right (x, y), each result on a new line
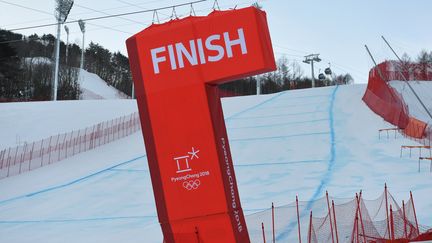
top-left (79, 69), bottom-right (129, 100)
top-left (0, 84), bottom-right (431, 242)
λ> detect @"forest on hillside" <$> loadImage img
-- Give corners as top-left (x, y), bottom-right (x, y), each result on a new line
top-left (0, 29), bottom-right (132, 101)
top-left (5, 29), bottom-right (431, 101)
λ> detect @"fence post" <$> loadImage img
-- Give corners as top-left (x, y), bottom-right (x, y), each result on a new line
top-left (390, 205), bottom-right (395, 240)
top-left (296, 195), bottom-right (302, 243)
top-left (356, 192), bottom-right (367, 243)
top-left (47, 136), bottom-right (53, 165)
top-left (0, 149), bottom-right (5, 170)
top-left (402, 200), bottom-right (407, 239)
top-left (262, 222), bottom-right (266, 243)
top-left (6, 148), bottom-right (11, 177)
top-left (28, 142), bottom-right (35, 171)
top-left (308, 211), bottom-right (313, 243)
top-left (40, 139), bottom-right (46, 167)
top-left (326, 191), bottom-right (335, 243)
top-left (271, 202), bottom-right (275, 243)
top-left (13, 146), bottom-right (19, 166)
top-left (410, 191), bottom-right (420, 236)
top-left (59, 133), bottom-right (67, 161)
top-left (385, 183), bottom-right (391, 239)
top-left (19, 143), bottom-right (28, 174)
top-left (332, 200), bottom-right (339, 243)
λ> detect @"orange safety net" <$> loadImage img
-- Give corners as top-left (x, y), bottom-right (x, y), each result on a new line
top-left (403, 117), bottom-right (427, 139)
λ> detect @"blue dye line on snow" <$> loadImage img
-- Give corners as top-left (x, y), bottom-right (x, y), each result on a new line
top-left (0, 215), bottom-right (157, 224)
top-left (0, 155), bottom-right (146, 205)
top-left (225, 92), bottom-right (288, 120)
top-left (276, 85), bottom-right (339, 241)
top-left (227, 110), bottom-right (328, 120)
top-left (234, 159), bottom-right (325, 167)
top-left (108, 168), bottom-right (149, 172)
top-left (227, 118), bottom-right (328, 130)
top-left (230, 131), bottom-right (329, 142)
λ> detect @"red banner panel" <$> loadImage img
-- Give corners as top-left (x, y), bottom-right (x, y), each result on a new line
top-left (127, 7), bottom-right (275, 243)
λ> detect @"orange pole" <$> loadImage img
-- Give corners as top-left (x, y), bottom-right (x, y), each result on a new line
top-left (402, 200), bottom-right (407, 239)
top-left (326, 191), bottom-right (335, 243)
top-left (272, 202), bottom-right (275, 243)
top-left (308, 211), bottom-right (313, 243)
top-left (296, 196), bottom-right (302, 243)
top-left (385, 183), bottom-right (391, 239)
top-left (357, 191), bottom-right (367, 243)
top-left (390, 205), bottom-right (395, 240)
top-left (332, 200), bottom-right (339, 243)
top-left (410, 191), bottom-right (420, 236)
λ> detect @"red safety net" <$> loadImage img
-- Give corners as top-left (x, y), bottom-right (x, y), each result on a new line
top-left (362, 62), bottom-right (410, 129)
top-left (363, 61), bottom-right (429, 139)
top-left (0, 112), bottom-right (141, 179)
top-left (246, 187), bottom-right (432, 243)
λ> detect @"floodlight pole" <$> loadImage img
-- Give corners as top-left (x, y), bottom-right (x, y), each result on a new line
top-left (303, 54), bottom-right (321, 88)
top-left (53, 20), bottom-right (61, 101)
top-left (79, 20), bottom-right (86, 70)
top-left (64, 25), bottom-right (69, 66)
top-left (53, 0), bottom-right (74, 101)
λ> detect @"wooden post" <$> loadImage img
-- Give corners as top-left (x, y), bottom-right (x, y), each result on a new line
top-left (262, 222), bottom-right (266, 243)
top-left (296, 195), bottom-right (302, 243)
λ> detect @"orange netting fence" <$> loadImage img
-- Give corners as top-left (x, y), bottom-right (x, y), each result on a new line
top-left (0, 112), bottom-right (141, 179)
top-left (246, 186), bottom-right (431, 243)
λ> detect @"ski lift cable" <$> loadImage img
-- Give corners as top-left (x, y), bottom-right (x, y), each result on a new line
top-left (3, 0), bottom-right (208, 32)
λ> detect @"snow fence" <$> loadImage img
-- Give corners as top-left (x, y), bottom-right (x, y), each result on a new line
top-left (363, 61), bottom-right (430, 140)
top-left (246, 187), bottom-right (431, 243)
top-left (0, 112), bottom-right (141, 179)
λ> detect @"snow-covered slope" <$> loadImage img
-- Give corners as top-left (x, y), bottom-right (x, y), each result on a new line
top-left (79, 69), bottom-right (129, 100)
top-left (0, 84), bottom-right (431, 243)
top-left (0, 99), bottom-right (137, 149)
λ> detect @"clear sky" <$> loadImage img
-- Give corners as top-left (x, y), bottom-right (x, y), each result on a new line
top-left (1, 0), bottom-right (431, 83)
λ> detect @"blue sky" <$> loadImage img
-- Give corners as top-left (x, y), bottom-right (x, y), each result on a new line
top-left (1, 0), bottom-right (431, 83)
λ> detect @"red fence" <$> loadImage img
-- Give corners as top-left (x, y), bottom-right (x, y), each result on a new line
top-left (246, 186), bottom-right (431, 243)
top-left (362, 61), bottom-right (410, 129)
top-left (0, 112), bottom-right (141, 179)
top-left (363, 61), bottom-right (430, 139)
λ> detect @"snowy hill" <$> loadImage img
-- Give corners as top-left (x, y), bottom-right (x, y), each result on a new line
top-left (0, 84), bottom-right (431, 243)
top-left (79, 69), bottom-right (129, 100)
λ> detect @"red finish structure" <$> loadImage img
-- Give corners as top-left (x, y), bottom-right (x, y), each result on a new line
top-left (126, 7), bottom-right (275, 243)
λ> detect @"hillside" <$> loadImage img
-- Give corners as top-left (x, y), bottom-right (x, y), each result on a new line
top-left (0, 84), bottom-right (431, 242)
top-left (79, 69), bottom-right (129, 100)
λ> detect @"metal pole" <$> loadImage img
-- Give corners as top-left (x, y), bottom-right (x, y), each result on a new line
top-left (65, 26), bottom-right (69, 66)
top-left (257, 78), bottom-right (261, 95)
top-left (311, 60), bottom-right (315, 88)
top-left (382, 36), bottom-right (432, 121)
top-left (53, 21), bottom-right (61, 101)
top-left (80, 31), bottom-right (85, 70)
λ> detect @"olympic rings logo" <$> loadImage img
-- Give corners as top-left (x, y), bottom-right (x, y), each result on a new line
top-left (183, 179), bottom-right (201, 190)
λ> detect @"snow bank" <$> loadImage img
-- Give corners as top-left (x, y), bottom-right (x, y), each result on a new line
top-left (79, 69), bottom-right (129, 100)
